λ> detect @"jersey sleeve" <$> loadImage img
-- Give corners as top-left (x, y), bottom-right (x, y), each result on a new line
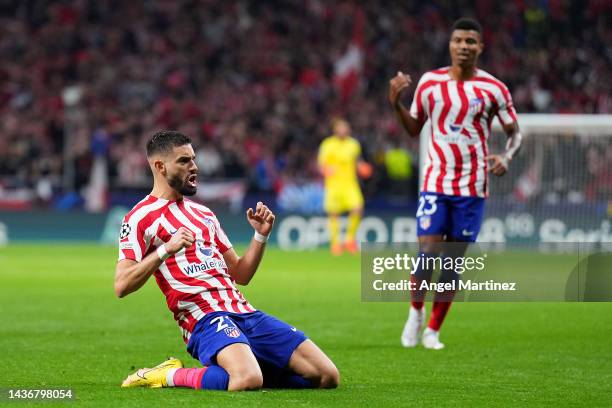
top-left (318, 139), bottom-right (331, 167)
top-left (495, 83), bottom-right (518, 126)
top-left (117, 215), bottom-right (147, 262)
top-left (353, 139), bottom-right (362, 160)
top-left (213, 215), bottom-right (233, 253)
top-left (409, 75), bottom-right (430, 123)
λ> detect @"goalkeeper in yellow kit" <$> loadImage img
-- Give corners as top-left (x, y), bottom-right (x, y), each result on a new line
top-left (318, 118), bottom-right (372, 255)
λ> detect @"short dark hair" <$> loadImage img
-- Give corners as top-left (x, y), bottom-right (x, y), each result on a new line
top-left (452, 18), bottom-right (482, 34)
top-left (146, 130), bottom-right (191, 157)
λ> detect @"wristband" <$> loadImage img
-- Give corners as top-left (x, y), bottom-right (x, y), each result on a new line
top-left (157, 244), bottom-right (170, 261)
top-left (253, 231), bottom-right (269, 243)
top-left (501, 154), bottom-right (511, 167)
top-left (504, 131), bottom-right (522, 161)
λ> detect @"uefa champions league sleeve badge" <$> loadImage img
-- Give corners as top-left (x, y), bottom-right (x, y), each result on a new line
top-left (119, 223), bottom-right (132, 240)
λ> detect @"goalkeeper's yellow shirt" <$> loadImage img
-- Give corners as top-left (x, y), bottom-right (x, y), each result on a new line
top-left (318, 135), bottom-right (361, 192)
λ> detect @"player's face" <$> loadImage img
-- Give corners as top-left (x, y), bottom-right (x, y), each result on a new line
top-left (165, 144), bottom-right (198, 196)
top-left (449, 30), bottom-right (483, 68)
top-left (334, 121), bottom-right (351, 138)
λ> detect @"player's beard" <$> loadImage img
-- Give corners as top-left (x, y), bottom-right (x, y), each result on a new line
top-left (167, 172), bottom-right (197, 196)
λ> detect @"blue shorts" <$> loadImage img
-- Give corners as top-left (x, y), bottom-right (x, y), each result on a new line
top-left (187, 311), bottom-right (308, 369)
top-left (416, 192), bottom-right (485, 242)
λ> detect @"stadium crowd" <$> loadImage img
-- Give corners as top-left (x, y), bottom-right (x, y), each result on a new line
top-left (0, 0), bottom-right (609, 207)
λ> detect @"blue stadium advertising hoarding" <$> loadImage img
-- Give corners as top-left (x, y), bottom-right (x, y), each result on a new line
top-left (1, 204), bottom-right (609, 249)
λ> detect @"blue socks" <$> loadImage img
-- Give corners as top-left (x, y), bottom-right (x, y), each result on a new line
top-left (200, 365), bottom-right (230, 390)
top-left (199, 365), bottom-right (312, 390)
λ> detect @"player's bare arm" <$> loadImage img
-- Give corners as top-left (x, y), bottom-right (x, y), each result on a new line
top-left (388, 71), bottom-right (424, 137)
top-left (486, 121), bottom-right (522, 177)
top-left (223, 201), bottom-right (275, 285)
top-left (114, 227), bottom-right (195, 297)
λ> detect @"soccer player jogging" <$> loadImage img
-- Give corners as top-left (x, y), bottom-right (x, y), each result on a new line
top-left (388, 18), bottom-right (522, 349)
top-left (318, 118), bottom-right (372, 255)
top-left (116, 131), bottom-right (339, 390)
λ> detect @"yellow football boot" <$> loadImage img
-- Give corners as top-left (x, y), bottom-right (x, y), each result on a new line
top-left (121, 357), bottom-right (183, 388)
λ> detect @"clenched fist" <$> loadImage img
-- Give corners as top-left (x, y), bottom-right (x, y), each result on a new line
top-left (486, 154), bottom-right (510, 177)
top-left (165, 227), bottom-right (195, 255)
top-left (388, 71), bottom-right (412, 107)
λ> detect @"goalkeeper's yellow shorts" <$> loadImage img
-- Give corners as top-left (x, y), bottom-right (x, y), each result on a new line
top-left (324, 186), bottom-right (364, 214)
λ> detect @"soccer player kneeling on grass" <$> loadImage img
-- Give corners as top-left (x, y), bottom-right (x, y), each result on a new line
top-left (115, 131), bottom-right (339, 391)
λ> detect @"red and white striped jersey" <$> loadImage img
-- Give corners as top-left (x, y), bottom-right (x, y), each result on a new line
top-left (118, 195), bottom-right (256, 343)
top-left (410, 67), bottom-right (518, 197)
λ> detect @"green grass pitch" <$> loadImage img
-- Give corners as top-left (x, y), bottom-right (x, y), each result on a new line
top-left (1, 244), bottom-right (611, 407)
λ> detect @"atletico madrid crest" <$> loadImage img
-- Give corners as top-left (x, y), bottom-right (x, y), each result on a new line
top-left (419, 216), bottom-right (431, 230)
top-left (469, 97), bottom-right (484, 114)
top-left (225, 327), bottom-right (241, 338)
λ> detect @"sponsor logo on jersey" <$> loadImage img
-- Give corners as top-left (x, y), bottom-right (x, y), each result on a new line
top-left (224, 327), bottom-right (241, 338)
top-left (200, 247), bottom-right (214, 257)
top-left (119, 242), bottom-right (134, 250)
top-left (441, 134), bottom-right (478, 145)
top-left (196, 241), bottom-right (214, 257)
top-left (183, 258), bottom-right (228, 275)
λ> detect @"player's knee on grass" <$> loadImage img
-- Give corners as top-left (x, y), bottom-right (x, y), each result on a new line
top-left (288, 340), bottom-right (340, 389)
top-left (227, 369), bottom-right (264, 391)
top-left (217, 343), bottom-right (264, 391)
top-left (304, 360), bottom-right (340, 389)
top-left (316, 364), bottom-right (340, 389)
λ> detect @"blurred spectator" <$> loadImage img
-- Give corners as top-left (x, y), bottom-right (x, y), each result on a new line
top-left (384, 139), bottom-right (414, 199)
top-left (0, 0), bottom-right (609, 208)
